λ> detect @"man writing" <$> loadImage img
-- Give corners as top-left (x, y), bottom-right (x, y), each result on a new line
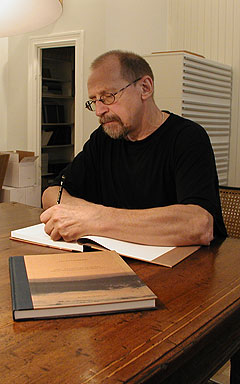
top-left (41, 50), bottom-right (226, 245)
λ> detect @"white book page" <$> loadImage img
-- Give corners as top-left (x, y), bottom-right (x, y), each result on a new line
top-left (10, 223), bottom-right (174, 261)
top-left (11, 223), bottom-right (83, 252)
top-left (83, 235), bottom-right (175, 262)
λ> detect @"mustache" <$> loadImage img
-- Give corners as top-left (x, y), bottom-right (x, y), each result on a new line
top-left (99, 115), bottom-right (122, 125)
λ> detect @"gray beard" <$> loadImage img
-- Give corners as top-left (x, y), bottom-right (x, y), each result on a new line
top-left (102, 124), bottom-right (129, 139)
top-left (100, 115), bottom-right (130, 139)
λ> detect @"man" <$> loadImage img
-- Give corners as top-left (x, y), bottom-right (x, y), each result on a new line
top-left (41, 50), bottom-right (226, 245)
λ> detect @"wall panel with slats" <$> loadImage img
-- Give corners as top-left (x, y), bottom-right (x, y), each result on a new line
top-left (144, 52), bottom-right (232, 185)
top-left (167, 0), bottom-right (240, 186)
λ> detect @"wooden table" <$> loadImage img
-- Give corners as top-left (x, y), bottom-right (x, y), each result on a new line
top-left (1, 202), bottom-right (240, 384)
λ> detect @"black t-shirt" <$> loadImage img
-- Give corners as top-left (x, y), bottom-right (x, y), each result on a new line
top-left (53, 112), bottom-right (227, 238)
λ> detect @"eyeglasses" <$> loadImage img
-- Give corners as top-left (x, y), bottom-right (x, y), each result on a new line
top-left (85, 77), bottom-right (141, 112)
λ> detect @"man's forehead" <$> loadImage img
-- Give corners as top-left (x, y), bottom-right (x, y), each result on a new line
top-left (89, 57), bottom-right (121, 81)
top-left (91, 55), bottom-right (121, 75)
top-left (87, 57), bottom-right (123, 94)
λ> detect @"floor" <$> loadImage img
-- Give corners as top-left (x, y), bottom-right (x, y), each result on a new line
top-left (210, 360), bottom-right (230, 384)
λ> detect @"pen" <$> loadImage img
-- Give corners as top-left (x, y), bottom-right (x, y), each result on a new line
top-left (56, 175), bottom-right (65, 204)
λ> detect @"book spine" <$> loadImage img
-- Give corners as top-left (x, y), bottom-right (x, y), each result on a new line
top-left (9, 256), bottom-right (33, 320)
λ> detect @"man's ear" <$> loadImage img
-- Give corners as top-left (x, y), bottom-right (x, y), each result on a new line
top-left (140, 76), bottom-right (154, 100)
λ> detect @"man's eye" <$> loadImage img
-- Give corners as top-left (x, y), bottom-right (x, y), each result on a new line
top-left (101, 94), bottom-right (114, 104)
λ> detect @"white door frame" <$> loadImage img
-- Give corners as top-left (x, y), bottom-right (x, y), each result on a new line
top-left (27, 30), bottom-right (84, 186)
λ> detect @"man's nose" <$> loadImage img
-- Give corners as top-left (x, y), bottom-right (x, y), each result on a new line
top-left (95, 101), bottom-right (109, 117)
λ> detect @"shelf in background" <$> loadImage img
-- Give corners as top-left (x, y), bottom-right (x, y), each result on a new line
top-left (42, 94), bottom-right (74, 99)
top-left (42, 123), bottom-right (74, 127)
top-left (42, 144), bottom-right (74, 150)
top-left (41, 46), bottom-right (75, 194)
top-left (41, 172), bottom-right (55, 177)
top-left (42, 77), bottom-right (71, 82)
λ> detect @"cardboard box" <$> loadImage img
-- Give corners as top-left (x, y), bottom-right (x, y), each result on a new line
top-left (3, 150), bottom-right (38, 187)
top-left (0, 185), bottom-right (41, 207)
top-left (0, 153), bottom-right (10, 189)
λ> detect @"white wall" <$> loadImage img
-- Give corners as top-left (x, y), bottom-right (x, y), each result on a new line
top-left (2, 0), bottom-right (240, 186)
top-left (6, 0), bottom-right (106, 149)
top-left (4, 0), bottom-right (169, 151)
top-left (105, 0), bottom-right (168, 55)
top-left (168, 0), bottom-right (240, 186)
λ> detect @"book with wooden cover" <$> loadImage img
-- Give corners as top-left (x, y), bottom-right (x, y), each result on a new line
top-left (9, 250), bottom-right (157, 321)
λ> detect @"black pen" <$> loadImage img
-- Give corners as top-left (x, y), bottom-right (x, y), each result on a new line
top-left (56, 175), bottom-right (65, 204)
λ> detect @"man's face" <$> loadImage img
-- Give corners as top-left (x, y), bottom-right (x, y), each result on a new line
top-left (87, 57), bottom-right (142, 139)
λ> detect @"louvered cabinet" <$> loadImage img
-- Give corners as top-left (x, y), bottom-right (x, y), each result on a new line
top-left (144, 52), bottom-right (232, 185)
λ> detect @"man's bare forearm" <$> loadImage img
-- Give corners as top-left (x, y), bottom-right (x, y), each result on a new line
top-left (95, 203), bottom-right (213, 246)
top-left (42, 186), bottom-right (78, 210)
top-left (41, 187), bottom-right (213, 246)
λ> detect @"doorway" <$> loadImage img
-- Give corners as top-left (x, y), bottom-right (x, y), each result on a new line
top-left (41, 46), bottom-right (75, 194)
top-left (28, 31), bottom-right (84, 203)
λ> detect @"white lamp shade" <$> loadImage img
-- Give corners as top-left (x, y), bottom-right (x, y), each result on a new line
top-left (0, 0), bottom-right (63, 37)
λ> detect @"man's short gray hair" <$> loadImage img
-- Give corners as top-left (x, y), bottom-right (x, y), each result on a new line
top-left (91, 50), bottom-right (154, 83)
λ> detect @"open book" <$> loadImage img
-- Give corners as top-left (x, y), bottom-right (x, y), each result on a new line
top-left (10, 223), bottom-right (200, 267)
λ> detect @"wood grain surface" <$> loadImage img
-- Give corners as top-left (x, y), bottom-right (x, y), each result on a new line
top-left (1, 202), bottom-right (240, 384)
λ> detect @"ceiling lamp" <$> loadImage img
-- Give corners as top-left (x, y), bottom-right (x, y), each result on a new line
top-left (0, 0), bottom-right (63, 37)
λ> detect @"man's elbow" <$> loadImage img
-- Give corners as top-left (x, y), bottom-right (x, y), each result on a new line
top-left (41, 188), bottom-right (50, 210)
top-left (42, 186), bottom-right (59, 210)
top-left (195, 209), bottom-right (214, 246)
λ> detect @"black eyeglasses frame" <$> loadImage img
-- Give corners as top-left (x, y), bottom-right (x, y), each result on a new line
top-left (85, 77), bottom-right (142, 112)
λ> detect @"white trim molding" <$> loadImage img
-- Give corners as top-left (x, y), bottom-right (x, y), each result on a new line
top-left (27, 30), bottom-right (84, 186)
